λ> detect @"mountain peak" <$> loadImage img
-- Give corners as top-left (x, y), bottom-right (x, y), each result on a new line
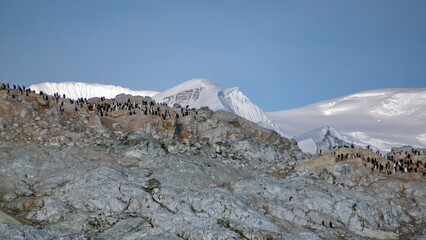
top-left (169, 78), bottom-right (219, 89)
top-left (224, 86), bottom-right (240, 93)
top-left (153, 79), bottom-right (286, 136)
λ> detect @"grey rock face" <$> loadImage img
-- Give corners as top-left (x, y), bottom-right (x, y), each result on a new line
top-left (110, 131), bottom-right (166, 157)
top-left (0, 90), bottom-right (425, 239)
top-left (0, 117), bottom-right (7, 129)
top-left (0, 140), bottom-right (425, 239)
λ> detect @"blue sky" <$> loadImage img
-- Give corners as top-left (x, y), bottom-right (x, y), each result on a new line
top-left (1, 0), bottom-right (425, 111)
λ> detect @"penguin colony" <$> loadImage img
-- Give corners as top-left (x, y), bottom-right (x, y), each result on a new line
top-left (330, 146), bottom-right (426, 177)
top-left (0, 82), bottom-right (201, 122)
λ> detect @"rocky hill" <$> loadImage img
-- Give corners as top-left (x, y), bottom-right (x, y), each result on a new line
top-left (30, 79), bottom-right (287, 138)
top-left (0, 84), bottom-right (425, 239)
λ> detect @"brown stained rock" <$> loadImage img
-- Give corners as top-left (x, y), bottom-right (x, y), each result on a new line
top-left (99, 117), bottom-right (116, 131)
top-left (102, 114), bottom-right (164, 133)
top-left (23, 200), bottom-right (36, 212)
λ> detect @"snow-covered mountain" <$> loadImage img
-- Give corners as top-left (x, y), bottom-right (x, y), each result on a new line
top-left (30, 82), bottom-right (159, 99)
top-left (152, 79), bottom-right (224, 110)
top-left (30, 79), bottom-right (286, 137)
top-left (267, 88), bottom-right (426, 153)
top-left (295, 126), bottom-right (359, 154)
top-left (152, 79), bottom-right (286, 136)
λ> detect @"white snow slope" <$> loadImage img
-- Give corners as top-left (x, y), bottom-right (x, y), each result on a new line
top-left (152, 79), bottom-right (287, 136)
top-left (30, 82), bottom-right (159, 99)
top-left (295, 126), bottom-right (361, 154)
top-left (30, 79), bottom-right (286, 137)
top-left (267, 88), bottom-right (426, 153)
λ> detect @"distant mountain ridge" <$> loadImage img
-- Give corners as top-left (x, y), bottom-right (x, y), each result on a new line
top-left (30, 79), bottom-right (286, 137)
top-left (267, 88), bottom-right (426, 153)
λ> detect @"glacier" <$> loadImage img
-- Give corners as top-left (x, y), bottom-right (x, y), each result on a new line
top-left (30, 79), bottom-right (287, 137)
top-left (30, 82), bottom-right (159, 99)
top-left (267, 88), bottom-right (426, 153)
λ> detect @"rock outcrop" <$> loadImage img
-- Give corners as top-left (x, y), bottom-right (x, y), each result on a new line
top-left (0, 85), bottom-right (425, 239)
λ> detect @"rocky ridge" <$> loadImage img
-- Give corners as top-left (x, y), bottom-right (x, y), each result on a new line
top-left (0, 85), bottom-right (425, 239)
